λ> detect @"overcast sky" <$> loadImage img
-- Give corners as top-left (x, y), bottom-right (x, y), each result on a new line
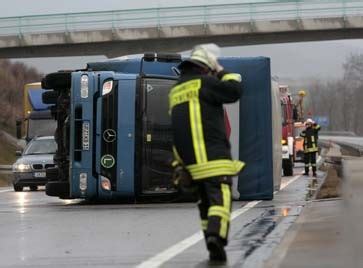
top-left (2, 0), bottom-right (363, 80)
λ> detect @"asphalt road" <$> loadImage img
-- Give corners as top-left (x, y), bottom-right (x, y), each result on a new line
top-left (0, 167), bottom-right (312, 268)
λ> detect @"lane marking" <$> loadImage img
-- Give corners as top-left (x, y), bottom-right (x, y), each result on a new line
top-left (136, 175), bottom-right (302, 268)
top-left (0, 188), bottom-right (12, 193)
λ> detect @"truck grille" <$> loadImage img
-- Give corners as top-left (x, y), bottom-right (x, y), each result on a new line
top-left (100, 81), bottom-right (118, 191)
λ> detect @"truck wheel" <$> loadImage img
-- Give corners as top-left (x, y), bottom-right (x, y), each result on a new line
top-left (46, 167), bottom-right (59, 181)
top-left (42, 71), bottom-right (72, 90)
top-left (42, 91), bottom-right (58, 104)
top-left (13, 185), bottom-right (23, 192)
top-left (46, 181), bottom-right (70, 197)
top-left (282, 158), bottom-right (293, 176)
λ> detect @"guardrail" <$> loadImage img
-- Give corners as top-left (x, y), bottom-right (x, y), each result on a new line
top-left (0, 0), bottom-right (362, 36)
top-left (0, 165), bottom-right (12, 175)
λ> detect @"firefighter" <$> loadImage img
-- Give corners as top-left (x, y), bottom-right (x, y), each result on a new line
top-left (300, 118), bottom-right (321, 176)
top-left (169, 44), bottom-right (244, 263)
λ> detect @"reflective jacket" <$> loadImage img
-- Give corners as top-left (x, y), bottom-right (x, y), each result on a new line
top-left (300, 124), bottom-right (321, 153)
top-left (169, 71), bottom-right (244, 180)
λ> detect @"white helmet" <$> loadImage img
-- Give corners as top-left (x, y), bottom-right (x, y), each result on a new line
top-left (305, 118), bottom-right (314, 125)
top-left (179, 43), bottom-right (221, 71)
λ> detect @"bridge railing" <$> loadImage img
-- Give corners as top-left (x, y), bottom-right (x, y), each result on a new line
top-left (0, 0), bottom-right (363, 36)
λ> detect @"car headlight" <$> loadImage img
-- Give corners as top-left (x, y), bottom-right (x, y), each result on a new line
top-left (13, 163), bottom-right (31, 172)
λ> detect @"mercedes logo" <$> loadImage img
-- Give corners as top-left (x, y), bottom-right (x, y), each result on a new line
top-left (103, 129), bottom-right (116, 143)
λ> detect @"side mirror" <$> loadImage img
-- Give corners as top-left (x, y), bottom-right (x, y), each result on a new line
top-left (16, 119), bottom-right (22, 139)
top-left (15, 150), bottom-right (22, 157)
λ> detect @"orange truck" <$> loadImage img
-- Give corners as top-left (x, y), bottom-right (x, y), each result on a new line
top-left (280, 85), bottom-right (306, 176)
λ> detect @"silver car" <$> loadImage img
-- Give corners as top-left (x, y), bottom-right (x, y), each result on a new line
top-left (12, 136), bottom-right (57, 191)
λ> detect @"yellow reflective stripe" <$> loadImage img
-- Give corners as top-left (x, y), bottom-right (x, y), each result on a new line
top-left (169, 87), bottom-right (199, 110)
top-left (222, 184), bottom-right (231, 212)
top-left (187, 159), bottom-right (245, 180)
top-left (201, 220), bottom-right (208, 231)
top-left (168, 79), bottom-right (201, 113)
top-left (208, 206), bottom-right (230, 220)
top-left (189, 99), bottom-right (207, 164)
top-left (220, 183), bottom-right (231, 238)
top-left (169, 79), bottom-right (201, 97)
top-left (305, 148), bottom-right (318, 153)
top-left (221, 73), bottom-right (242, 82)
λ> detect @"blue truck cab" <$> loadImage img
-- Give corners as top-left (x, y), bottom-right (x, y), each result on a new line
top-left (42, 53), bottom-right (281, 201)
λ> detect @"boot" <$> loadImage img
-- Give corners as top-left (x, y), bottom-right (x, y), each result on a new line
top-left (207, 236), bottom-right (227, 263)
top-left (303, 167), bottom-right (309, 176)
top-left (312, 167), bottom-right (317, 177)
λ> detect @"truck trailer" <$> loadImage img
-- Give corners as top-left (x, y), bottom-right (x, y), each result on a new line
top-left (16, 82), bottom-right (57, 144)
top-left (41, 54), bottom-right (281, 201)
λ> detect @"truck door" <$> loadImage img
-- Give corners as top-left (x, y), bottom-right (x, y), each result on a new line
top-left (139, 77), bottom-right (177, 194)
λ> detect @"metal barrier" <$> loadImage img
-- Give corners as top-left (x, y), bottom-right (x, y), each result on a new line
top-left (0, 165), bottom-right (12, 175)
top-left (0, 0), bottom-right (362, 36)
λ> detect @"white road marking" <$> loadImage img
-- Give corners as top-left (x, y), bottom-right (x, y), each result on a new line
top-left (0, 188), bottom-right (12, 193)
top-left (136, 175), bottom-right (302, 268)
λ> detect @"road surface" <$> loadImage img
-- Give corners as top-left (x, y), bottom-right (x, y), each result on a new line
top-left (0, 167), bottom-right (312, 268)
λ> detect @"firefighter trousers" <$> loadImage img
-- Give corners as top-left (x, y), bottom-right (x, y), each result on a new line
top-left (304, 152), bottom-right (317, 174)
top-left (196, 176), bottom-right (232, 246)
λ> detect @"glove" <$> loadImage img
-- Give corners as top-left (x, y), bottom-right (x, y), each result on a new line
top-left (172, 165), bottom-right (197, 194)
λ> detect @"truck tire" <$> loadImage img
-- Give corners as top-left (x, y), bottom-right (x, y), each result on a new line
top-left (46, 167), bottom-right (59, 181)
top-left (41, 71), bottom-right (72, 90)
top-left (45, 181), bottom-right (70, 197)
top-left (42, 91), bottom-right (58, 105)
top-left (282, 158), bottom-right (293, 176)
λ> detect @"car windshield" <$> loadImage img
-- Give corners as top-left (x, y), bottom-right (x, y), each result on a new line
top-left (23, 139), bottom-right (57, 155)
top-left (28, 119), bottom-right (57, 140)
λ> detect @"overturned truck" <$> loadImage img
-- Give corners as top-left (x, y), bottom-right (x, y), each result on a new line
top-left (42, 54), bottom-right (281, 201)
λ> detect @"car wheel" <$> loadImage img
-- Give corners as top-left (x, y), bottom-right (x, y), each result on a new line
top-left (13, 185), bottom-right (23, 192)
top-left (30, 186), bottom-right (38, 191)
top-left (41, 71), bottom-right (72, 90)
top-left (42, 91), bottom-right (58, 104)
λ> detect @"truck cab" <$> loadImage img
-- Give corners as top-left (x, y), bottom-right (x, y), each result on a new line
top-left (43, 54), bottom-right (180, 200)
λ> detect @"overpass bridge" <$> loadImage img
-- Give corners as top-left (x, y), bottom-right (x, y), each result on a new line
top-left (0, 0), bottom-right (363, 58)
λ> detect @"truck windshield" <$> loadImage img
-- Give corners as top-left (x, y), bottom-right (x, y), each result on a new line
top-left (28, 119), bottom-right (57, 140)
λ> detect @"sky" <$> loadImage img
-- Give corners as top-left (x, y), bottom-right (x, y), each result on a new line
top-left (2, 0), bottom-right (363, 80)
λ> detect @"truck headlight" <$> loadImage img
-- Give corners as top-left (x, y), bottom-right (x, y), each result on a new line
top-left (80, 75), bottom-right (89, 98)
top-left (100, 176), bottom-right (111, 191)
top-left (102, 80), bottom-right (113, 96)
top-left (79, 173), bottom-right (87, 191)
top-left (13, 163), bottom-right (31, 172)
top-left (82, 122), bottom-right (90, 151)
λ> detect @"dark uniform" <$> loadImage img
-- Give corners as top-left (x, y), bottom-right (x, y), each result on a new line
top-left (300, 124), bottom-right (321, 176)
top-left (169, 68), bottom-right (244, 253)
